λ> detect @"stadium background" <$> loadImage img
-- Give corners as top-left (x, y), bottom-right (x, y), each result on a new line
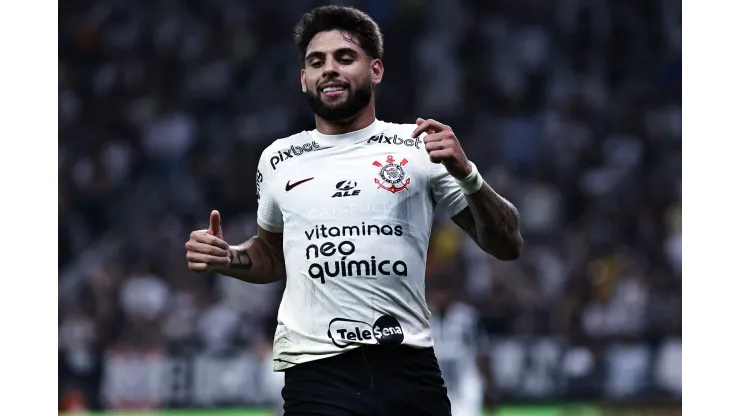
top-left (58, 0), bottom-right (681, 414)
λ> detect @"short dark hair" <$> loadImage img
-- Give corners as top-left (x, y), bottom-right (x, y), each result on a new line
top-left (293, 5), bottom-right (384, 64)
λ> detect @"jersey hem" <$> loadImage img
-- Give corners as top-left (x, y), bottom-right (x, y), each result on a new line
top-left (273, 347), bottom-right (357, 371)
top-left (447, 198), bottom-right (469, 217)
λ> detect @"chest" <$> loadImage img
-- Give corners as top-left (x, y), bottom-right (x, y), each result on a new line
top-left (274, 146), bottom-right (431, 223)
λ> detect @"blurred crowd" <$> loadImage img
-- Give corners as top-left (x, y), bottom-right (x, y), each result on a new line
top-left (58, 0), bottom-right (681, 411)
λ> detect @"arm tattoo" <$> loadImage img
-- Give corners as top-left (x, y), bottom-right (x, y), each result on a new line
top-left (477, 183), bottom-right (520, 239)
top-left (221, 236), bottom-right (285, 284)
top-left (452, 182), bottom-right (523, 260)
top-left (228, 247), bottom-right (253, 270)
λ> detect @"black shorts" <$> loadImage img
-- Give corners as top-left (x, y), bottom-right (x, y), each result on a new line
top-left (281, 345), bottom-right (451, 416)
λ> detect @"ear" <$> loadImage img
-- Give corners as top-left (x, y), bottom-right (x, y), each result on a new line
top-left (300, 68), bottom-right (307, 93)
top-left (370, 59), bottom-right (384, 87)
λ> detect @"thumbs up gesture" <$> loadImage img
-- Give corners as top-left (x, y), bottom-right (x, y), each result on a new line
top-left (207, 210), bottom-right (224, 240)
top-left (185, 210), bottom-right (231, 272)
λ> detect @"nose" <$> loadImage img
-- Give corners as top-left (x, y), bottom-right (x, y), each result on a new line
top-left (322, 57), bottom-right (340, 77)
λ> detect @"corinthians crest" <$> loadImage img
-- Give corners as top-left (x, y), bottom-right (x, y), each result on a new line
top-left (372, 155), bottom-right (411, 194)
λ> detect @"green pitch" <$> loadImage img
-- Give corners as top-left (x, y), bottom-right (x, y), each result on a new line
top-left (61, 407), bottom-right (597, 416)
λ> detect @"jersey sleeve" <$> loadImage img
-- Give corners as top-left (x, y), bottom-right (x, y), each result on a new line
top-left (256, 148), bottom-right (284, 233)
top-left (429, 160), bottom-right (469, 217)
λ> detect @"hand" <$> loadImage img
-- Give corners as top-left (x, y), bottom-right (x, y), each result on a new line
top-left (411, 118), bottom-right (472, 179)
top-left (185, 210), bottom-right (231, 272)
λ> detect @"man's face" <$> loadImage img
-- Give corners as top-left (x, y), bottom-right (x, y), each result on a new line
top-left (301, 30), bottom-right (383, 122)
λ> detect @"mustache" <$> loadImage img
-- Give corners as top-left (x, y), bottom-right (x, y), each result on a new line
top-left (316, 80), bottom-right (350, 90)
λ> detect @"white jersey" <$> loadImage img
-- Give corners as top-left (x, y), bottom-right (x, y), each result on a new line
top-left (430, 302), bottom-right (486, 416)
top-left (256, 119), bottom-right (469, 371)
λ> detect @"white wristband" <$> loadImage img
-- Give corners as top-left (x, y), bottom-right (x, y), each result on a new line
top-left (455, 162), bottom-right (484, 194)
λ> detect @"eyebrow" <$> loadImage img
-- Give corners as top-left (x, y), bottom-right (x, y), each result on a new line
top-left (305, 48), bottom-right (360, 63)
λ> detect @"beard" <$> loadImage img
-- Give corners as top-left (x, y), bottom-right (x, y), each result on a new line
top-left (305, 76), bottom-right (373, 122)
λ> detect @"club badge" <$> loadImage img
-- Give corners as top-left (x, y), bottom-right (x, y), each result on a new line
top-left (372, 155), bottom-right (411, 194)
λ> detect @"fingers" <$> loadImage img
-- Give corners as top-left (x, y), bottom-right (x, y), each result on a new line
top-left (428, 149), bottom-right (455, 164)
top-left (187, 259), bottom-right (229, 272)
top-left (424, 140), bottom-right (447, 153)
top-left (186, 229), bottom-right (231, 272)
top-left (423, 132), bottom-right (458, 152)
top-left (185, 237), bottom-right (231, 272)
top-left (189, 230), bottom-right (230, 250)
top-left (186, 251), bottom-right (230, 269)
top-left (412, 118), bottom-right (450, 138)
top-left (412, 119), bottom-right (436, 137)
top-left (187, 262), bottom-right (211, 272)
top-left (185, 239), bottom-right (229, 256)
top-left (208, 210), bottom-right (222, 236)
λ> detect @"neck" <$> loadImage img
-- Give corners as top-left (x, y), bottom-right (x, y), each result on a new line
top-left (315, 103), bottom-right (376, 135)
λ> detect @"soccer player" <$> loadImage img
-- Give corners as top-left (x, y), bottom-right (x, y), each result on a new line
top-left (184, 5), bottom-right (523, 416)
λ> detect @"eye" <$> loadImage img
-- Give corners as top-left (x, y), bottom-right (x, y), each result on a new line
top-left (310, 61), bottom-right (323, 68)
top-left (340, 58), bottom-right (354, 64)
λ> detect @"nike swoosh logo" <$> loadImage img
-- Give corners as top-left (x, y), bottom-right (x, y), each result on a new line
top-left (285, 177), bottom-right (314, 191)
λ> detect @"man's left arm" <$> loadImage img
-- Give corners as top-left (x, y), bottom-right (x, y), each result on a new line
top-left (452, 185), bottom-right (523, 260)
top-left (412, 118), bottom-right (523, 260)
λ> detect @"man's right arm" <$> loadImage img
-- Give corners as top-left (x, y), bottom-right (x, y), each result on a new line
top-left (222, 226), bottom-right (286, 284)
top-left (185, 225), bottom-right (285, 285)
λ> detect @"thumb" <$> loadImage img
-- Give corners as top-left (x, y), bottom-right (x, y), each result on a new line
top-left (207, 210), bottom-right (222, 236)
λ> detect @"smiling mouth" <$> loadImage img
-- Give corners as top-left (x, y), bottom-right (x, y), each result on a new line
top-left (321, 85), bottom-right (348, 96)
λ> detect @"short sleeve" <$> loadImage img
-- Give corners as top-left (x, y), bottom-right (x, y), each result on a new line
top-left (429, 161), bottom-right (468, 217)
top-left (256, 149), bottom-right (284, 232)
